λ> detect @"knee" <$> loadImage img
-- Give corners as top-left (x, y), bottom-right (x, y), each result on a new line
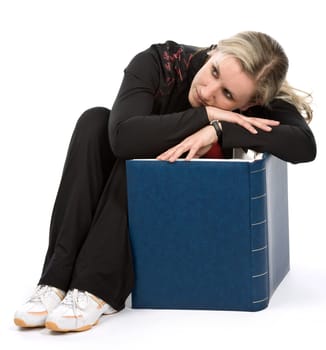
top-left (75, 107), bottom-right (110, 139)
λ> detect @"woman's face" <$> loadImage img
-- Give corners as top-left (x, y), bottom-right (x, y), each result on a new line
top-left (188, 51), bottom-right (256, 111)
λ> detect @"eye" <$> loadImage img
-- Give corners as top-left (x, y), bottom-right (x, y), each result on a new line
top-left (223, 88), bottom-right (233, 100)
top-left (211, 65), bottom-right (219, 78)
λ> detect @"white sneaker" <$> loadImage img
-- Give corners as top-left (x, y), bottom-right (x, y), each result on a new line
top-left (45, 289), bottom-right (117, 332)
top-left (14, 285), bottom-right (65, 328)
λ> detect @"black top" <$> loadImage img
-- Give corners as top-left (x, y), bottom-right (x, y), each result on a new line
top-left (109, 41), bottom-right (316, 164)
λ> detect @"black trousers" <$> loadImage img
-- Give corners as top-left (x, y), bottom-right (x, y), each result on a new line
top-left (38, 107), bottom-right (134, 311)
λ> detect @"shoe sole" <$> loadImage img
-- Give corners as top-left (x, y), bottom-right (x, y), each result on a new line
top-left (45, 320), bottom-right (99, 332)
top-left (44, 311), bottom-right (117, 332)
top-left (14, 318), bottom-right (44, 328)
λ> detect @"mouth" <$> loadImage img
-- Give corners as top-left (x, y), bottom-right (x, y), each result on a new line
top-left (194, 88), bottom-right (205, 106)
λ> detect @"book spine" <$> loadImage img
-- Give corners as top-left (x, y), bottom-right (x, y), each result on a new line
top-left (249, 159), bottom-right (269, 311)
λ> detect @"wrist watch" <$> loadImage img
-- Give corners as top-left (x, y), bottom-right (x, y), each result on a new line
top-left (210, 120), bottom-right (223, 141)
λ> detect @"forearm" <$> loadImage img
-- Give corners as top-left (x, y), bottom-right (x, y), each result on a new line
top-left (221, 122), bottom-right (316, 163)
top-left (109, 107), bottom-right (209, 159)
top-left (206, 101), bottom-right (317, 164)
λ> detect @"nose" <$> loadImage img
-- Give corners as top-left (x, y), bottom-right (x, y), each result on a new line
top-left (201, 81), bottom-right (220, 105)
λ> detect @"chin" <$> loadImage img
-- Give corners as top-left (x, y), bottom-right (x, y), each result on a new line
top-left (188, 96), bottom-right (196, 108)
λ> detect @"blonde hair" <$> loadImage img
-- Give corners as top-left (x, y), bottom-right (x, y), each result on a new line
top-left (217, 31), bottom-right (313, 122)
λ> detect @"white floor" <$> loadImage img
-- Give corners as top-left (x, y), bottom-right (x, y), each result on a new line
top-left (2, 243), bottom-right (326, 350)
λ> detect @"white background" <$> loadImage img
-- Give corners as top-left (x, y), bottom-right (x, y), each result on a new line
top-left (1, 0), bottom-right (325, 348)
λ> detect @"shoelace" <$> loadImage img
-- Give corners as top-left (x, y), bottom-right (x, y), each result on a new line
top-left (62, 289), bottom-right (89, 318)
top-left (29, 285), bottom-right (53, 303)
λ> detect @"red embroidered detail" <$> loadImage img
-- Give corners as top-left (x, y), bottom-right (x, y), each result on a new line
top-left (166, 77), bottom-right (175, 86)
top-left (183, 54), bottom-right (193, 69)
top-left (162, 48), bottom-right (192, 82)
top-left (163, 48), bottom-right (183, 62)
top-left (157, 46), bottom-right (194, 97)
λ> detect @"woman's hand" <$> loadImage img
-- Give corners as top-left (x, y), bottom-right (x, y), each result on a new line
top-left (206, 106), bottom-right (280, 134)
top-left (157, 107), bottom-right (281, 162)
top-left (157, 125), bottom-right (217, 162)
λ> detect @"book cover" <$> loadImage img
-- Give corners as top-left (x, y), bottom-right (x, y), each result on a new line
top-left (126, 154), bottom-right (289, 311)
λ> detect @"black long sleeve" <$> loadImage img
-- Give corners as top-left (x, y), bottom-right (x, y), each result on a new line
top-left (221, 100), bottom-right (316, 163)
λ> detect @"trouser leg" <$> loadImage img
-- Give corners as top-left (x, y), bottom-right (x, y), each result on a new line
top-left (69, 159), bottom-right (134, 311)
top-left (39, 107), bottom-right (117, 290)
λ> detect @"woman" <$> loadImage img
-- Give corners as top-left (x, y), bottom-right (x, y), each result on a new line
top-left (14, 31), bottom-right (316, 332)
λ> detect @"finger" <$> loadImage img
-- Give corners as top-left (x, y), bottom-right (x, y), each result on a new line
top-left (251, 121), bottom-right (272, 132)
top-left (265, 120), bottom-right (280, 126)
top-left (156, 151), bottom-right (170, 160)
top-left (245, 118), bottom-right (280, 132)
top-left (236, 118), bottom-right (258, 134)
top-left (168, 147), bottom-right (187, 162)
top-left (225, 113), bottom-right (257, 134)
top-left (244, 117), bottom-right (280, 126)
top-left (157, 146), bottom-right (178, 160)
top-left (185, 145), bottom-right (200, 161)
top-left (164, 143), bottom-right (189, 162)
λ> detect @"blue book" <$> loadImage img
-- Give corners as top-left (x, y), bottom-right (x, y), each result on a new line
top-left (126, 153), bottom-right (289, 311)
